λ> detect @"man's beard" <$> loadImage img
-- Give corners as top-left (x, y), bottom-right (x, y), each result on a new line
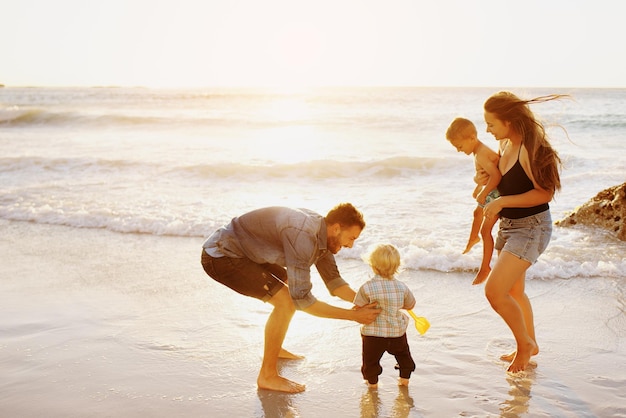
top-left (327, 234), bottom-right (341, 254)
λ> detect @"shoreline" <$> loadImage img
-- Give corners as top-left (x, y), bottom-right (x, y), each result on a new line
top-left (0, 219), bottom-right (624, 417)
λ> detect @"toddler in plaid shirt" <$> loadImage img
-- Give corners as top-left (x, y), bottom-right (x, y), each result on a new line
top-left (354, 243), bottom-right (416, 388)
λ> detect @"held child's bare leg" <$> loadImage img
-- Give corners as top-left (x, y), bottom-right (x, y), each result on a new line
top-left (484, 252), bottom-right (537, 373)
top-left (257, 287), bottom-right (305, 393)
top-left (463, 206), bottom-right (483, 254)
top-left (473, 215), bottom-right (498, 285)
top-left (473, 266), bottom-right (490, 285)
top-left (500, 274), bottom-right (539, 362)
top-left (463, 236), bottom-right (481, 254)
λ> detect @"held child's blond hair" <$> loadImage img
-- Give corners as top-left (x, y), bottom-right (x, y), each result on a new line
top-left (445, 117), bottom-right (477, 142)
top-left (363, 243), bottom-right (401, 279)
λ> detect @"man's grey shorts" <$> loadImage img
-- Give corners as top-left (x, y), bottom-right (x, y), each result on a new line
top-left (201, 250), bottom-right (286, 302)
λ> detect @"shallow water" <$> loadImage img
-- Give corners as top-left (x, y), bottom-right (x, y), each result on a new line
top-left (1, 220), bottom-right (624, 417)
top-left (2, 86), bottom-right (625, 416)
top-left (1, 86), bottom-right (625, 280)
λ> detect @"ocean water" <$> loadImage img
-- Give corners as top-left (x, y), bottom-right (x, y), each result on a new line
top-left (1, 86), bottom-right (625, 279)
top-left (1, 86), bottom-right (626, 417)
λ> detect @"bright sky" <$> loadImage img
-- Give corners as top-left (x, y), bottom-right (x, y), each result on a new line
top-left (2, 0), bottom-right (624, 88)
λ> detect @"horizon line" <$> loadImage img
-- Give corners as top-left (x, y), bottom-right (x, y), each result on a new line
top-left (2, 83), bottom-right (625, 90)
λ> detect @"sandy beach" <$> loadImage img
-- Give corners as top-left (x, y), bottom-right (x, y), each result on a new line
top-left (0, 219), bottom-right (624, 417)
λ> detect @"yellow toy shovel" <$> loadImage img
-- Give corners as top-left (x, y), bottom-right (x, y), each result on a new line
top-left (407, 310), bottom-right (430, 335)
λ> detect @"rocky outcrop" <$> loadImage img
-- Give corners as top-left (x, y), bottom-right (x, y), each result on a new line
top-left (556, 182), bottom-right (626, 241)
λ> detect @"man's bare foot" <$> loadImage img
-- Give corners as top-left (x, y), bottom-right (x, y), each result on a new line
top-left (500, 343), bottom-right (539, 362)
top-left (279, 348), bottom-right (304, 360)
top-left (257, 374), bottom-right (306, 393)
top-left (472, 267), bottom-right (491, 285)
top-left (463, 237), bottom-right (481, 254)
top-left (507, 340), bottom-right (538, 373)
top-left (398, 378), bottom-right (410, 386)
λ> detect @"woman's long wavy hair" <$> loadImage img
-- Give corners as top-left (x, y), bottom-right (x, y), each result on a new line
top-left (484, 91), bottom-right (566, 193)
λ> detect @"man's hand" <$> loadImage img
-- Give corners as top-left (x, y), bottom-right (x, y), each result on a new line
top-left (352, 302), bottom-right (381, 324)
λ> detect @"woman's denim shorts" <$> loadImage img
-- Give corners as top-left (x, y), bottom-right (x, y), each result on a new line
top-left (495, 210), bottom-right (552, 264)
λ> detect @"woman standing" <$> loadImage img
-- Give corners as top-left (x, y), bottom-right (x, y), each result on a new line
top-left (481, 91), bottom-right (566, 372)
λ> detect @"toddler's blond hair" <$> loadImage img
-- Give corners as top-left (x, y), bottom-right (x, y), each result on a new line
top-left (446, 117), bottom-right (477, 141)
top-left (363, 243), bottom-right (401, 279)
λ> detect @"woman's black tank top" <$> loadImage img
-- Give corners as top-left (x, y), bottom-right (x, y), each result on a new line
top-left (497, 146), bottom-right (549, 219)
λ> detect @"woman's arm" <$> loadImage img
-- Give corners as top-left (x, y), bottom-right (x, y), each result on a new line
top-left (487, 188), bottom-right (553, 213)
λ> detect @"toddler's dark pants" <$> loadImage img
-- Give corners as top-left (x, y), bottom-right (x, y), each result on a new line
top-left (361, 333), bottom-right (415, 385)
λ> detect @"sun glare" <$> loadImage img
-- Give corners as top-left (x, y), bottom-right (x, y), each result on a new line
top-left (260, 23), bottom-right (328, 88)
top-left (263, 96), bottom-right (312, 122)
top-left (261, 126), bottom-right (323, 164)
top-left (233, 95), bottom-right (327, 165)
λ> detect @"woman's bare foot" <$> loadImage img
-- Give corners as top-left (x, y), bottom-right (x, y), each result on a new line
top-left (500, 351), bottom-right (515, 362)
top-left (463, 236), bottom-right (481, 254)
top-left (506, 340), bottom-right (538, 373)
top-left (257, 374), bottom-right (306, 393)
top-left (472, 267), bottom-right (491, 285)
top-left (279, 348), bottom-right (304, 359)
top-left (398, 378), bottom-right (410, 386)
top-left (500, 343), bottom-right (539, 362)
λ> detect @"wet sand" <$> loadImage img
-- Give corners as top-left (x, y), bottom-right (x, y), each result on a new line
top-left (1, 219), bottom-right (624, 417)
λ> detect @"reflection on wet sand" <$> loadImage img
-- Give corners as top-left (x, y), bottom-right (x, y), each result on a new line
top-left (360, 385), bottom-right (415, 418)
top-left (257, 389), bottom-right (301, 418)
top-left (391, 385), bottom-right (415, 418)
top-left (360, 387), bottom-right (381, 417)
top-left (500, 366), bottom-right (535, 417)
